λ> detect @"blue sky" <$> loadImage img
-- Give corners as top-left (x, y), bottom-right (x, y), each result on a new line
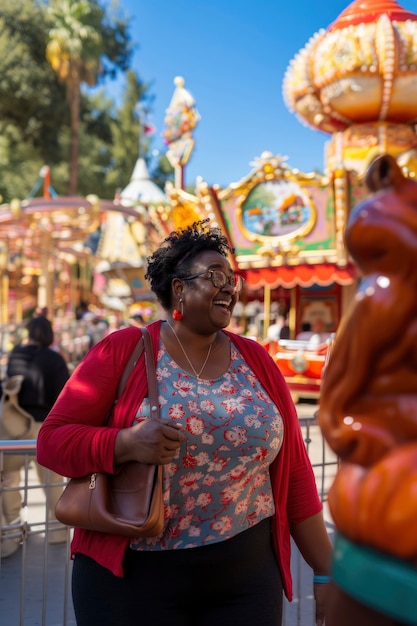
top-left (110, 0), bottom-right (417, 189)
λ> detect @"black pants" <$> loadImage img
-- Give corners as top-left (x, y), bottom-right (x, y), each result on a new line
top-left (72, 518), bottom-right (283, 626)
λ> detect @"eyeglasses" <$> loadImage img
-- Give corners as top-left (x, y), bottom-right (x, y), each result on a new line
top-left (183, 269), bottom-right (244, 292)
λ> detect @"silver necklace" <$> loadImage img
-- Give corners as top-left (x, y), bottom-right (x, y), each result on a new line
top-left (166, 321), bottom-right (214, 379)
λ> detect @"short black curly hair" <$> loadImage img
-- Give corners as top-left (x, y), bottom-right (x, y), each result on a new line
top-left (145, 220), bottom-right (234, 310)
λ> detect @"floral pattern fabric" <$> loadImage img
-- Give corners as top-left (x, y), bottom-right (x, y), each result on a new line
top-left (130, 341), bottom-right (284, 551)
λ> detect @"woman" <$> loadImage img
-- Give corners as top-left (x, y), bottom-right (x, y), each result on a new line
top-left (7, 316), bottom-right (70, 422)
top-left (37, 222), bottom-right (332, 626)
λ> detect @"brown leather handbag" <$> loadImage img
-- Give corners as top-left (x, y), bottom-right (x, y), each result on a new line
top-left (55, 328), bottom-right (164, 538)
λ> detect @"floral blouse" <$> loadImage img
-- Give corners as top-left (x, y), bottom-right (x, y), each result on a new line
top-left (130, 341), bottom-right (284, 551)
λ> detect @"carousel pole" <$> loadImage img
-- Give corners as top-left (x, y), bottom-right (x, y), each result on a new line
top-left (263, 285), bottom-right (271, 340)
top-left (14, 240), bottom-right (23, 324)
top-left (36, 167), bottom-right (54, 318)
top-left (0, 241), bottom-right (9, 326)
top-left (174, 163), bottom-right (184, 190)
top-left (37, 229), bottom-right (51, 313)
top-left (41, 165), bottom-right (51, 199)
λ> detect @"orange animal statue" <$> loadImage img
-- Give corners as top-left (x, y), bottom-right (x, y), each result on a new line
top-left (319, 154), bottom-right (417, 626)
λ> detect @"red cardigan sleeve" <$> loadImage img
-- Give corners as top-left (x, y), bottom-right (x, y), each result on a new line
top-left (36, 325), bottom-right (146, 477)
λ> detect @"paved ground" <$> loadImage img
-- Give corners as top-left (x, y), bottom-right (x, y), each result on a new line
top-left (0, 401), bottom-right (335, 626)
top-left (0, 533), bottom-right (76, 625)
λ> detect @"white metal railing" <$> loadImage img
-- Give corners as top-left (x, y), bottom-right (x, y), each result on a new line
top-left (0, 441), bottom-right (74, 626)
top-left (1, 415), bottom-right (337, 626)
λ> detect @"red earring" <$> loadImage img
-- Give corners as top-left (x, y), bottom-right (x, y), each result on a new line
top-left (172, 298), bottom-right (184, 321)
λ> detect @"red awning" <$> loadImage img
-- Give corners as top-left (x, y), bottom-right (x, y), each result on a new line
top-left (241, 263), bottom-right (356, 289)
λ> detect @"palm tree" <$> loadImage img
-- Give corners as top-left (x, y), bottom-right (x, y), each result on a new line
top-left (46, 0), bottom-right (105, 195)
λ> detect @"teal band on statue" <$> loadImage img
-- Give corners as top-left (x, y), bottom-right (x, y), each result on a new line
top-left (332, 534), bottom-right (417, 625)
top-left (313, 575), bottom-right (331, 584)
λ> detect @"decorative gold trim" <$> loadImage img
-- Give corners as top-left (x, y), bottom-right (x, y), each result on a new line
top-left (218, 161), bottom-right (327, 203)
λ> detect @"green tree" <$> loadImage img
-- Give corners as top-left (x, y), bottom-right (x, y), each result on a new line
top-left (0, 0), bottom-right (67, 200)
top-left (106, 70), bottom-right (149, 194)
top-left (105, 70), bottom-right (173, 198)
top-left (46, 0), bottom-right (131, 194)
top-left (51, 90), bottom-right (115, 197)
top-left (152, 153), bottom-right (174, 191)
top-left (0, 0), bottom-right (172, 203)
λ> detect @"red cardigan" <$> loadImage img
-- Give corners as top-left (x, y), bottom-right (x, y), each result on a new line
top-left (37, 321), bottom-right (322, 600)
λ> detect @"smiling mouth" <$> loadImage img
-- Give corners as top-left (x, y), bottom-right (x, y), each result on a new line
top-left (214, 300), bottom-right (232, 310)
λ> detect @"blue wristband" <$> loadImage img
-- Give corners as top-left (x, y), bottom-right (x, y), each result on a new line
top-left (313, 575), bottom-right (331, 584)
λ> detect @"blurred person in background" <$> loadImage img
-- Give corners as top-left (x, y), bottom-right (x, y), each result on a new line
top-left (129, 312), bottom-right (146, 329)
top-left (1, 315), bottom-right (70, 556)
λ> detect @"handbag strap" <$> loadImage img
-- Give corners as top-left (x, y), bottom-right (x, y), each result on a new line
top-left (116, 332), bottom-right (145, 399)
top-left (141, 327), bottom-right (160, 420)
top-left (106, 327), bottom-right (159, 425)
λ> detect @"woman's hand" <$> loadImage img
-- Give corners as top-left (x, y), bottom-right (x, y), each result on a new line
top-left (290, 512), bottom-right (332, 625)
top-left (313, 579), bottom-right (329, 625)
top-left (114, 419), bottom-right (186, 465)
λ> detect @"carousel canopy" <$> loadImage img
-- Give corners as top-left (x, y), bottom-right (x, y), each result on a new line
top-left (283, 0), bottom-right (417, 134)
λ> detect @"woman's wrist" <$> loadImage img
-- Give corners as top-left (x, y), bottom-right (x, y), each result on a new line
top-left (313, 574), bottom-right (331, 584)
top-left (114, 428), bottom-right (132, 465)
